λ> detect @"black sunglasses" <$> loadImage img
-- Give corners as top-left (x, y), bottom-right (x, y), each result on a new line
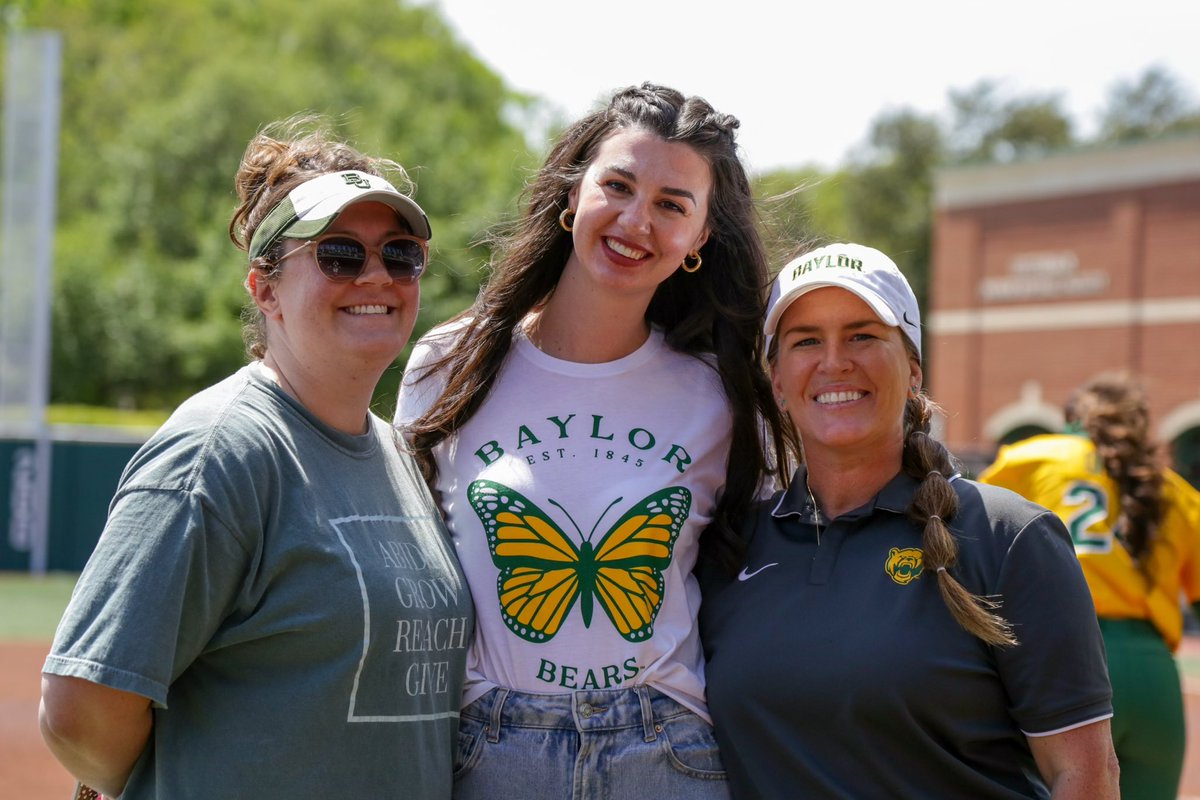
top-left (276, 234), bottom-right (428, 283)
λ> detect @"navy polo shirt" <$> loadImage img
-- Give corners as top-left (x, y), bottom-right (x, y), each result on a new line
top-left (699, 467), bottom-right (1112, 799)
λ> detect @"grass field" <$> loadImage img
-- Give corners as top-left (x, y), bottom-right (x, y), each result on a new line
top-left (7, 567), bottom-right (1200, 676)
top-left (0, 572), bottom-right (77, 641)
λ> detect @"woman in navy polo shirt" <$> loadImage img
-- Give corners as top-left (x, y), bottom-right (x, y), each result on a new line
top-left (699, 242), bottom-right (1119, 799)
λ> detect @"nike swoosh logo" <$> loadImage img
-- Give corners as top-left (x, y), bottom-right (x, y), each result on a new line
top-left (737, 563), bottom-right (779, 581)
top-left (903, 311), bottom-right (918, 328)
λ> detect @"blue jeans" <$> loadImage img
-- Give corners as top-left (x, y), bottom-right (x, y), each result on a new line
top-left (453, 686), bottom-right (730, 800)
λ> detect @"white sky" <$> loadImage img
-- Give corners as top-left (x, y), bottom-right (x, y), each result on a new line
top-left (423, 0), bottom-right (1200, 174)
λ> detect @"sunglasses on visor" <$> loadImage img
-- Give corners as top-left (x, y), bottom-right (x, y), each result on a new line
top-left (275, 234), bottom-right (428, 283)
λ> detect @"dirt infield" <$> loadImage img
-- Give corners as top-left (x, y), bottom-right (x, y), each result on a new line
top-left (1, 641), bottom-right (75, 797)
top-left (1179, 635), bottom-right (1200, 800)
top-left (8, 639), bottom-right (1200, 798)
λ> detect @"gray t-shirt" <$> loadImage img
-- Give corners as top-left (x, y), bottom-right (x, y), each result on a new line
top-left (45, 363), bottom-right (473, 799)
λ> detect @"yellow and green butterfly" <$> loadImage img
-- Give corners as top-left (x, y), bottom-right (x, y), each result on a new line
top-left (467, 479), bottom-right (691, 643)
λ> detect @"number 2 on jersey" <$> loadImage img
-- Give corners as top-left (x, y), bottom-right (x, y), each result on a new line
top-left (1063, 480), bottom-right (1113, 554)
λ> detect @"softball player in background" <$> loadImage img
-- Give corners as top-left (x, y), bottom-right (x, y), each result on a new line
top-left (980, 371), bottom-right (1200, 800)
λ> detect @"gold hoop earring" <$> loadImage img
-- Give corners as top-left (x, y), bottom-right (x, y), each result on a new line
top-left (558, 208), bottom-right (575, 232)
top-left (681, 250), bottom-right (702, 273)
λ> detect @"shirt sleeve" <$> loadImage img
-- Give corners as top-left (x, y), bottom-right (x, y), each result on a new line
top-left (44, 488), bottom-right (251, 707)
top-left (991, 509), bottom-right (1113, 735)
top-left (976, 446), bottom-right (1033, 494)
top-left (394, 327), bottom-right (460, 430)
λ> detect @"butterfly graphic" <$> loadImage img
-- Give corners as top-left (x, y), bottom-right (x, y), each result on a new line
top-left (467, 479), bottom-right (691, 643)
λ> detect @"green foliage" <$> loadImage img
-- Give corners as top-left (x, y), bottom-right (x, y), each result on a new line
top-left (47, 404), bottom-right (168, 428)
top-left (754, 66), bottom-right (1198, 317)
top-left (1099, 66), bottom-right (1200, 142)
top-left (753, 167), bottom-right (850, 273)
top-left (2, 5), bottom-right (1197, 422)
top-left (3, 0), bottom-right (536, 411)
top-left (947, 79), bottom-right (1073, 164)
top-left (839, 110), bottom-right (944, 308)
top-left (755, 109), bottom-right (947, 309)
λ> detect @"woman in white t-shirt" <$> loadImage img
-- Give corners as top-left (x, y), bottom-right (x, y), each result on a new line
top-left (396, 83), bottom-right (787, 799)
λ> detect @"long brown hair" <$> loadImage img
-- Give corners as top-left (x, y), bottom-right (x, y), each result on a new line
top-left (405, 83), bottom-right (789, 570)
top-left (1065, 372), bottom-right (1165, 565)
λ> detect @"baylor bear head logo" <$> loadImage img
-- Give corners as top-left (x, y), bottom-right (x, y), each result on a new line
top-left (885, 547), bottom-right (924, 585)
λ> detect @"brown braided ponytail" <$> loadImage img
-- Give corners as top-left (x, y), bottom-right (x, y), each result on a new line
top-left (1065, 372), bottom-right (1165, 568)
top-left (902, 372), bottom-right (1018, 647)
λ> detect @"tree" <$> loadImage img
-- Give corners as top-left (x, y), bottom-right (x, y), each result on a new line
top-left (3, 0), bottom-right (538, 412)
top-left (752, 167), bottom-right (850, 270)
top-left (753, 69), bottom-right (1197, 371)
top-left (840, 109), bottom-right (945, 308)
top-left (947, 79), bottom-right (1073, 164)
top-left (1098, 65), bottom-right (1200, 142)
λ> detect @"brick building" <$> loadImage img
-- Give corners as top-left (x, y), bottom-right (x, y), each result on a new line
top-left (928, 134), bottom-right (1200, 485)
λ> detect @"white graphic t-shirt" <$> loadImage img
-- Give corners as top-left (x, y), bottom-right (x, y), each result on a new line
top-left (396, 320), bottom-right (733, 719)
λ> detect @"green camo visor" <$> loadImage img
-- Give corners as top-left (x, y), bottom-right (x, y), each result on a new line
top-left (249, 170), bottom-right (431, 260)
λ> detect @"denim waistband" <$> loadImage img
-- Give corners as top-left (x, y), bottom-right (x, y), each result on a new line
top-left (463, 685), bottom-right (694, 741)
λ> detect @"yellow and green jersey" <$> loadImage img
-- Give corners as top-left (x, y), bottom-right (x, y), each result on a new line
top-left (979, 433), bottom-right (1200, 651)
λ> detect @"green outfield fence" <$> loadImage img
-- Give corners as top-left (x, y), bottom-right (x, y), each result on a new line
top-left (1, 431), bottom-right (146, 571)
